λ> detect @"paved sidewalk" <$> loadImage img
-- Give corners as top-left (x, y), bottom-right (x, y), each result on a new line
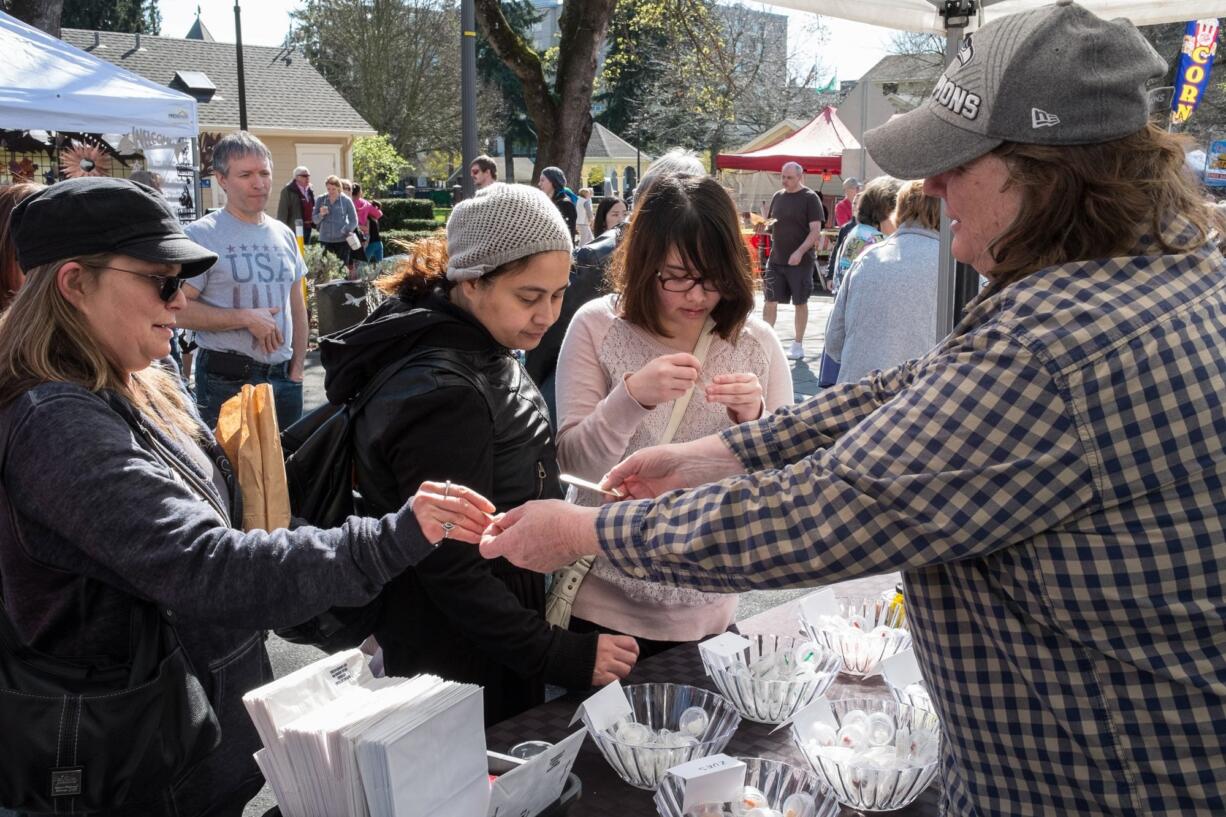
top-left (756, 292), bottom-right (834, 400)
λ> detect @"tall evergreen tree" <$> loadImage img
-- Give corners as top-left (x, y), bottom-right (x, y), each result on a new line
top-left (61, 0), bottom-right (160, 33)
top-left (476, 0), bottom-right (536, 181)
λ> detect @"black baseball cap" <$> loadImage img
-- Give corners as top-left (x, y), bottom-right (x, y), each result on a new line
top-left (11, 177), bottom-right (218, 277)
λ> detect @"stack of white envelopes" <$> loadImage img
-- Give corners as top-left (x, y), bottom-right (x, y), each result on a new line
top-left (243, 649), bottom-right (488, 817)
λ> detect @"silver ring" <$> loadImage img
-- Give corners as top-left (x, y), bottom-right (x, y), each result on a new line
top-left (441, 520), bottom-right (456, 538)
top-left (444, 480), bottom-right (452, 500)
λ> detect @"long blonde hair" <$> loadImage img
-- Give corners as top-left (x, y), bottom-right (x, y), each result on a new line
top-left (0, 254), bottom-right (201, 439)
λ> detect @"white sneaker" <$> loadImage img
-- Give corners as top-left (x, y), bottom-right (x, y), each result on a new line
top-left (788, 340), bottom-right (805, 360)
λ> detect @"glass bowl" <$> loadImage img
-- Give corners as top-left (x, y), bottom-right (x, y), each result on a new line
top-left (702, 634), bottom-right (843, 724)
top-left (799, 595), bottom-right (911, 677)
top-left (790, 698), bottom-right (940, 812)
top-left (887, 680), bottom-right (934, 713)
top-left (583, 683), bottom-right (742, 790)
top-left (654, 756), bottom-right (838, 817)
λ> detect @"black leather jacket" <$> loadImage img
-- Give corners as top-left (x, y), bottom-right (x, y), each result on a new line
top-left (320, 292), bottom-right (598, 725)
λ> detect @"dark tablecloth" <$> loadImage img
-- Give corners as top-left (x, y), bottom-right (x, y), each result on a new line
top-left (486, 587), bottom-right (941, 817)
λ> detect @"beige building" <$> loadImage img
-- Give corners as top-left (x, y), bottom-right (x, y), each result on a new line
top-left (837, 53), bottom-right (944, 182)
top-left (61, 19), bottom-right (375, 217)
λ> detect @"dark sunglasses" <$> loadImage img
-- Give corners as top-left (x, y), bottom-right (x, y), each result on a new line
top-left (94, 264), bottom-right (185, 302)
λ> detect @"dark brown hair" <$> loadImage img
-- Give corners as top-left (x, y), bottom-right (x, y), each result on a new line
top-left (609, 175), bottom-right (755, 341)
top-left (855, 176), bottom-right (901, 229)
top-left (986, 123), bottom-right (1218, 288)
top-left (593, 196), bottom-right (625, 236)
top-left (0, 183), bottom-right (44, 311)
top-left (893, 179), bottom-right (941, 232)
top-left (471, 155), bottom-right (498, 178)
top-left (375, 232), bottom-right (530, 300)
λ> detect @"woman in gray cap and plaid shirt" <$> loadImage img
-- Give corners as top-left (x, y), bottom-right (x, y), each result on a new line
top-left (318, 182), bottom-right (638, 726)
top-left (483, 4), bottom-right (1226, 815)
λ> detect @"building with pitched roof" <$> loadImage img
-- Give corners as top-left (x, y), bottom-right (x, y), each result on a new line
top-left (60, 21), bottom-right (375, 215)
top-left (836, 53), bottom-right (944, 182)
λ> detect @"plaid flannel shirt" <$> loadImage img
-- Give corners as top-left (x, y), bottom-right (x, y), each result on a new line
top-left (597, 214), bottom-right (1226, 816)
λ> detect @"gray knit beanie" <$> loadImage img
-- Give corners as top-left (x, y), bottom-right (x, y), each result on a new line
top-left (446, 183), bottom-right (573, 281)
top-left (540, 166), bottom-right (567, 193)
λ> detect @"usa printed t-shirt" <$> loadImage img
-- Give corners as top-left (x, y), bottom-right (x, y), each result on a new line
top-left (184, 210), bottom-right (307, 364)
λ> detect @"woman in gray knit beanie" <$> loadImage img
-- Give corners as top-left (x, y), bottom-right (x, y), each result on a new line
top-left (317, 182), bottom-right (639, 725)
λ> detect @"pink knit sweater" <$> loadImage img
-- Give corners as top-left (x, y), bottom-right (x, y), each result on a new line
top-left (556, 294), bottom-right (793, 641)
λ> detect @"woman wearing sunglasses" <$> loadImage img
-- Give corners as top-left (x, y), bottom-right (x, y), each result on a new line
top-left (553, 174), bottom-right (793, 657)
top-left (0, 178), bottom-right (491, 817)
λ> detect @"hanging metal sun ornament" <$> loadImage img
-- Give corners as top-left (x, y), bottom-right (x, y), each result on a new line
top-left (59, 141), bottom-right (111, 178)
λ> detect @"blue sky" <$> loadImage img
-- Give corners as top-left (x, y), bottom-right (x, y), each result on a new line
top-left (159, 0), bottom-right (900, 84)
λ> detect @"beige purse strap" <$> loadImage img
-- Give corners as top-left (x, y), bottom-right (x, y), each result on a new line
top-left (659, 317), bottom-right (717, 446)
top-left (545, 318), bottom-right (717, 629)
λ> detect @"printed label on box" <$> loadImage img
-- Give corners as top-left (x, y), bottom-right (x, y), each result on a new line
top-left (797, 588), bottom-right (840, 624)
top-left (569, 679), bottom-right (632, 733)
top-left (771, 695), bottom-right (837, 736)
top-left (881, 649), bottom-right (925, 691)
top-left (666, 753), bottom-right (747, 813)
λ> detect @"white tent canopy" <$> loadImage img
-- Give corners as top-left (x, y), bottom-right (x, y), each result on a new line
top-left (761, 1), bottom-right (1226, 35)
top-left (0, 9), bottom-right (197, 140)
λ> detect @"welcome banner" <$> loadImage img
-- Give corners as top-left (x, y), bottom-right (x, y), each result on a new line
top-left (1171, 19), bottom-right (1220, 127)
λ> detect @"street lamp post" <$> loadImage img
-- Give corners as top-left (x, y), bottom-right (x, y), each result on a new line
top-left (460, 0), bottom-right (478, 198)
top-left (234, 1), bottom-right (249, 131)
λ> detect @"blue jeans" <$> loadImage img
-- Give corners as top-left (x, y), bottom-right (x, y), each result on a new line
top-left (194, 349), bottom-right (304, 431)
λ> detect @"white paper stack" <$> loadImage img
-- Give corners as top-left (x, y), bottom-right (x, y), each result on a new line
top-left (242, 649), bottom-right (488, 817)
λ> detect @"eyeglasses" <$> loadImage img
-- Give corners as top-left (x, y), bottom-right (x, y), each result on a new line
top-left (296, 173), bottom-right (310, 178)
top-left (92, 264), bottom-right (185, 302)
top-left (656, 272), bottom-right (720, 293)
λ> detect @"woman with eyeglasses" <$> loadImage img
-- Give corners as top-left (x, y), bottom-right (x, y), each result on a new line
top-left (0, 178), bottom-right (491, 816)
top-left (553, 174), bottom-right (792, 657)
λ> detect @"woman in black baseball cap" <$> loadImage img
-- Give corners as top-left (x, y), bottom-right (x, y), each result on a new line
top-left (0, 177), bottom-right (495, 815)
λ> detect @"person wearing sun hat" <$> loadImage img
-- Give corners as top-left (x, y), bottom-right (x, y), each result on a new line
top-left (317, 181), bottom-right (638, 726)
top-left (479, 4), bottom-right (1226, 815)
top-left (0, 175), bottom-right (501, 815)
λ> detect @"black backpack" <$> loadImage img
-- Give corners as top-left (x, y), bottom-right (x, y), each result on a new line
top-left (275, 346), bottom-right (488, 651)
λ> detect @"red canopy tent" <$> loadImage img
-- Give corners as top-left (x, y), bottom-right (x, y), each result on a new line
top-left (716, 106), bottom-right (858, 176)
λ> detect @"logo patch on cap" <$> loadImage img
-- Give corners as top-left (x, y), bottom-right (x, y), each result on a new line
top-left (956, 34), bottom-right (975, 67)
top-left (1031, 108), bottom-right (1061, 128)
top-left (933, 75), bottom-right (982, 121)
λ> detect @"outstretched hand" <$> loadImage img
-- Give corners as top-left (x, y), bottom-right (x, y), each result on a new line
top-left (479, 500), bottom-right (601, 573)
top-left (600, 436), bottom-right (745, 500)
top-left (411, 480), bottom-right (496, 545)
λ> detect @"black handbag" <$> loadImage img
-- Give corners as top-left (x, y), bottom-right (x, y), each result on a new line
top-left (0, 406), bottom-right (222, 814)
top-left (0, 602), bottom-right (222, 814)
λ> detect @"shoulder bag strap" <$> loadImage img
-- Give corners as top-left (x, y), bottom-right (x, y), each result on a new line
top-left (545, 317), bottom-right (718, 628)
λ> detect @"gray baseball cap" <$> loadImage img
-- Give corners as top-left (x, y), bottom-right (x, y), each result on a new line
top-left (864, 0), bottom-right (1167, 180)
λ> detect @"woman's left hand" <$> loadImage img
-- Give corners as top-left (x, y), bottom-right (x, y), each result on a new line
top-left (704, 372), bottom-right (764, 423)
top-left (412, 480), bottom-right (497, 545)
